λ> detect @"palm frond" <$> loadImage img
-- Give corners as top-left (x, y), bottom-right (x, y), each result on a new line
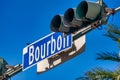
top-left (105, 24), bottom-right (120, 43)
top-left (96, 52), bottom-right (120, 62)
top-left (105, 33), bottom-right (119, 42)
top-left (85, 67), bottom-right (118, 80)
top-left (107, 24), bottom-right (120, 35)
top-left (78, 67), bottom-right (120, 80)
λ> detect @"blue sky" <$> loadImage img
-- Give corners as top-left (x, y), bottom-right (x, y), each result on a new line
top-left (0, 0), bottom-right (120, 80)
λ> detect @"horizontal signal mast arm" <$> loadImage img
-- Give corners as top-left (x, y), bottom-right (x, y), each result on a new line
top-left (1, 64), bottom-right (22, 80)
top-left (106, 7), bottom-right (120, 16)
top-left (115, 7), bottom-right (120, 13)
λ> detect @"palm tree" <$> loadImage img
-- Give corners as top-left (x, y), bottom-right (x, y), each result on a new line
top-left (96, 51), bottom-right (120, 62)
top-left (77, 67), bottom-right (120, 80)
top-left (105, 24), bottom-right (120, 44)
top-left (77, 24), bottom-right (120, 80)
top-left (97, 24), bottom-right (120, 61)
top-left (95, 24), bottom-right (120, 79)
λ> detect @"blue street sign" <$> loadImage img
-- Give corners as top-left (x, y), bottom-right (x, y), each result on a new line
top-left (23, 32), bottom-right (72, 71)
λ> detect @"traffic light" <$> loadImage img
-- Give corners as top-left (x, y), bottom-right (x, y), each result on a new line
top-left (50, 15), bottom-right (70, 33)
top-left (63, 8), bottom-right (83, 27)
top-left (76, 1), bottom-right (101, 21)
top-left (50, 15), bottom-right (80, 34)
top-left (50, 0), bottom-right (107, 33)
